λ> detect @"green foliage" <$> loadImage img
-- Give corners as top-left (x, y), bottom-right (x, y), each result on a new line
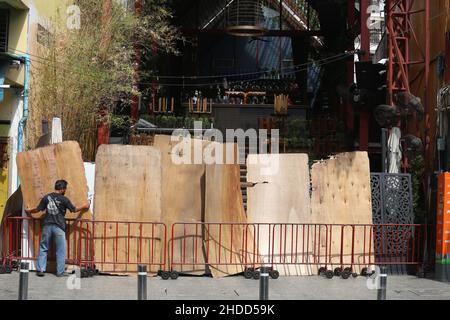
top-left (29, 0), bottom-right (178, 160)
top-left (285, 119), bottom-right (313, 150)
top-left (110, 115), bottom-right (131, 131)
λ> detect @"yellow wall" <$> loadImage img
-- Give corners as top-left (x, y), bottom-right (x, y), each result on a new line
top-left (8, 7), bottom-right (28, 54)
top-left (0, 0), bottom-right (67, 207)
top-left (6, 0), bottom-right (67, 55)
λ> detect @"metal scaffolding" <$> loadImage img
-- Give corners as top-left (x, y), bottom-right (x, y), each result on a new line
top-left (386, 0), bottom-right (430, 107)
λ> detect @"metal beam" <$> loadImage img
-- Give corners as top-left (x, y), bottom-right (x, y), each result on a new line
top-left (180, 28), bottom-right (321, 37)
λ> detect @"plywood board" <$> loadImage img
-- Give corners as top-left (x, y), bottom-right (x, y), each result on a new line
top-left (205, 145), bottom-right (255, 278)
top-left (247, 154), bottom-right (316, 276)
top-left (93, 144), bottom-right (162, 273)
top-left (16, 141), bottom-right (92, 270)
top-left (153, 135), bottom-right (207, 275)
top-left (311, 152), bottom-right (373, 272)
top-left (17, 141), bottom-right (91, 220)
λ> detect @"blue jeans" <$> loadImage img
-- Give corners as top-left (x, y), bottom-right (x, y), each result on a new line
top-left (36, 224), bottom-right (67, 274)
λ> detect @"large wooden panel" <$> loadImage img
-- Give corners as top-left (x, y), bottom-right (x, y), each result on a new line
top-left (247, 154), bottom-right (315, 276)
top-left (205, 145), bottom-right (253, 278)
top-left (153, 135), bottom-right (207, 275)
top-left (311, 152), bottom-right (373, 271)
top-left (94, 144), bottom-right (162, 273)
top-left (17, 141), bottom-right (90, 220)
top-left (16, 141), bottom-right (92, 271)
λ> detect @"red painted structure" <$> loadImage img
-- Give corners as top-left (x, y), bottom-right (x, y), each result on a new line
top-left (386, 0), bottom-right (430, 151)
top-left (359, 0), bottom-right (371, 152)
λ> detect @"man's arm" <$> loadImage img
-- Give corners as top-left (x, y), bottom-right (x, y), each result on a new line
top-left (25, 197), bottom-right (48, 215)
top-left (65, 198), bottom-right (90, 214)
top-left (71, 201), bottom-right (90, 223)
top-left (24, 208), bottom-right (40, 215)
top-left (75, 202), bottom-right (90, 213)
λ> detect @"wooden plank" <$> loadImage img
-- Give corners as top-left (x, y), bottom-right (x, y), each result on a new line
top-left (93, 144), bottom-right (162, 273)
top-left (153, 135), bottom-right (207, 275)
top-left (16, 141), bottom-right (92, 271)
top-left (204, 144), bottom-right (253, 278)
top-left (247, 154), bottom-right (315, 276)
top-left (311, 152), bottom-right (373, 272)
top-left (17, 141), bottom-right (90, 220)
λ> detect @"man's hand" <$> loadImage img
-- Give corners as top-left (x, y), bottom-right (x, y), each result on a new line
top-left (25, 208), bottom-right (38, 215)
top-left (76, 202), bottom-right (90, 212)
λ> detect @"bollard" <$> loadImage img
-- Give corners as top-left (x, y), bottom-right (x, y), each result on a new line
top-left (138, 265), bottom-right (147, 300)
top-left (18, 262), bottom-right (29, 300)
top-left (259, 265), bottom-right (269, 300)
top-left (377, 266), bottom-right (387, 300)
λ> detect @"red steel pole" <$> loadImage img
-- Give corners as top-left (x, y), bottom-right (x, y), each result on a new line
top-left (359, 0), bottom-right (370, 152)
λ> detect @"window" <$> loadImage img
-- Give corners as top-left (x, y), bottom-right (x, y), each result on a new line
top-left (0, 10), bottom-right (9, 53)
top-left (37, 24), bottom-right (51, 47)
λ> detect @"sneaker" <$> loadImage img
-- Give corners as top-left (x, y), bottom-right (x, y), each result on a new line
top-left (36, 271), bottom-right (45, 277)
top-left (56, 272), bottom-right (69, 277)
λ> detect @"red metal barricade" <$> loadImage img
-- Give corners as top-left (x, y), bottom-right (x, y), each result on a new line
top-left (81, 219), bottom-right (167, 274)
top-left (1, 218), bottom-right (429, 277)
top-left (169, 222), bottom-right (272, 275)
top-left (1, 217), bottom-right (167, 274)
top-left (169, 222), bottom-right (429, 277)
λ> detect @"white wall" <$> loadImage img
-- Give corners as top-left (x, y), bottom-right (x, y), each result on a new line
top-left (9, 98), bottom-right (22, 196)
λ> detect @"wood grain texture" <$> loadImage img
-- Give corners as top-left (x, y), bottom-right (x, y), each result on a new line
top-left (205, 145), bottom-right (253, 278)
top-left (17, 141), bottom-right (90, 220)
top-left (247, 154), bottom-right (315, 276)
top-left (153, 135), bottom-right (207, 275)
top-left (93, 144), bottom-right (162, 273)
top-left (16, 142), bottom-right (92, 271)
top-left (311, 152), bottom-right (373, 271)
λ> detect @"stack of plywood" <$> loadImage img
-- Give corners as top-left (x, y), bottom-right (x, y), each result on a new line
top-left (310, 152), bottom-right (373, 272)
top-left (153, 135), bottom-right (207, 275)
top-left (16, 141), bottom-right (91, 270)
top-left (18, 139), bottom-right (372, 277)
top-left (93, 144), bottom-right (162, 273)
top-left (204, 158), bottom-right (251, 278)
top-left (93, 137), bottom-right (252, 277)
top-left (246, 154), bottom-right (315, 276)
top-left (152, 137), bottom-right (252, 278)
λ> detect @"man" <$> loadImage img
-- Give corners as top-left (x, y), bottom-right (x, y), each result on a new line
top-left (25, 180), bottom-right (90, 277)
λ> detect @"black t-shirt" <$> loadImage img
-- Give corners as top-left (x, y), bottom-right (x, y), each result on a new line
top-left (37, 193), bottom-right (76, 231)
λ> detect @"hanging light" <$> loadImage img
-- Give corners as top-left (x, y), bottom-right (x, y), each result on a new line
top-left (226, 0), bottom-right (267, 37)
